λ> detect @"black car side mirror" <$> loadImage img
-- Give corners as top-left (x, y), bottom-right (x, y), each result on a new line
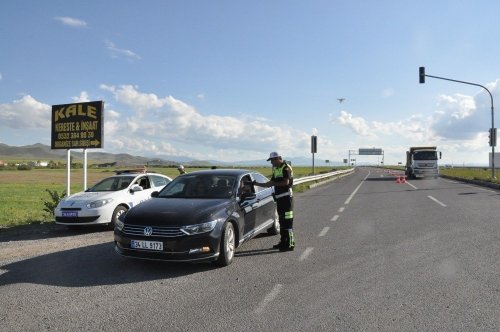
top-left (151, 191), bottom-right (159, 198)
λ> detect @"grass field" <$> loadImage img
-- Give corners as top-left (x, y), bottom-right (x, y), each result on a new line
top-left (439, 167), bottom-right (500, 183)
top-left (0, 166), bottom-right (337, 227)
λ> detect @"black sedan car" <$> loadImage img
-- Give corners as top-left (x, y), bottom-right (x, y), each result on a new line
top-left (114, 169), bottom-right (279, 266)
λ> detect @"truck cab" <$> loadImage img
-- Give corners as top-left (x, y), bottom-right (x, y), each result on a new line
top-left (405, 146), bottom-right (442, 179)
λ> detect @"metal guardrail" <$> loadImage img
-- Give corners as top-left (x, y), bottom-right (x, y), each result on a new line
top-left (293, 168), bottom-right (355, 186)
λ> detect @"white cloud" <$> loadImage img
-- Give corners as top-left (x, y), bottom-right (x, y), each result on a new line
top-left (99, 84), bottom-right (337, 160)
top-left (0, 95), bottom-right (50, 129)
top-left (337, 111), bottom-right (377, 138)
top-left (54, 16), bottom-right (87, 28)
top-left (430, 87), bottom-right (495, 140)
top-left (0, 72), bottom-right (3, 80)
top-left (335, 79), bottom-right (500, 147)
top-left (100, 84), bottom-right (167, 115)
top-left (105, 40), bottom-right (141, 61)
top-left (71, 91), bottom-right (90, 102)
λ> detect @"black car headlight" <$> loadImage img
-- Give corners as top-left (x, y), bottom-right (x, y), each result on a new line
top-left (180, 220), bottom-right (219, 235)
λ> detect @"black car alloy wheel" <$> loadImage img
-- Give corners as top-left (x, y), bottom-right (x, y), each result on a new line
top-left (216, 222), bottom-right (235, 266)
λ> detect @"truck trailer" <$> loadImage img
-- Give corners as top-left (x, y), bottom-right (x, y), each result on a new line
top-left (405, 146), bottom-right (441, 179)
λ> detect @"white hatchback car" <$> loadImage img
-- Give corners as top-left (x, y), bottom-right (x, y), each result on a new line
top-left (55, 170), bottom-right (172, 228)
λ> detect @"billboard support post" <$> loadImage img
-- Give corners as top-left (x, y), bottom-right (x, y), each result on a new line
top-left (84, 149), bottom-right (88, 190)
top-left (66, 150), bottom-right (71, 197)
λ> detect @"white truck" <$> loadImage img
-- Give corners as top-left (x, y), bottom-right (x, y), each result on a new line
top-left (405, 146), bottom-right (442, 179)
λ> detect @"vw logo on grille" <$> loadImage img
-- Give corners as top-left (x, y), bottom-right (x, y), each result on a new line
top-left (143, 226), bottom-right (153, 236)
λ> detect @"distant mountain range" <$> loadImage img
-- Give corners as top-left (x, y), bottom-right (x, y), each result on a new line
top-left (0, 142), bottom-right (342, 167)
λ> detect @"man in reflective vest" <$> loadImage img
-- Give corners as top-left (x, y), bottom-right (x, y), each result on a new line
top-left (254, 151), bottom-right (295, 251)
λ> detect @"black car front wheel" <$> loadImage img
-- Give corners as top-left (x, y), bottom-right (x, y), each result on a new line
top-left (216, 222), bottom-right (235, 267)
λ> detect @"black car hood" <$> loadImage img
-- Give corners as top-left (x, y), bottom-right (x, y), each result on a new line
top-left (123, 197), bottom-right (233, 226)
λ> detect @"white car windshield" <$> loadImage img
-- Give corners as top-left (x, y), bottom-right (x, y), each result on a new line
top-left (87, 176), bottom-right (136, 192)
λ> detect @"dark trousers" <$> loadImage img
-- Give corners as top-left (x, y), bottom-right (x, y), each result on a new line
top-left (276, 195), bottom-right (294, 247)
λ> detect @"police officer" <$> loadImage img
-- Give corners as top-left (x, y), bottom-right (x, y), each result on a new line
top-left (254, 152), bottom-right (295, 251)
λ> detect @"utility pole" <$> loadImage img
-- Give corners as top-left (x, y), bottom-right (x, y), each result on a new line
top-left (419, 67), bottom-right (496, 179)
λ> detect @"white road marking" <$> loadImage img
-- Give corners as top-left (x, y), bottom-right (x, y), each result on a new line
top-left (344, 172), bottom-right (370, 205)
top-left (299, 247), bottom-right (314, 261)
top-left (338, 207), bottom-right (345, 212)
top-left (406, 182), bottom-right (418, 189)
top-left (428, 195), bottom-right (447, 207)
top-left (255, 284), bottom-right (283, 313)
top-left (331, 215), bottom-right (339, 222)
top-left (318, 227), bottom-right (330, 237)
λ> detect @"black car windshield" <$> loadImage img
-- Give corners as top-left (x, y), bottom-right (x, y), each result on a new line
top-left (159, 174), bottom-right (236, 199)
top-left (413, 151), bottom-right (438, 160)
top-left (88, 176), bottom-right (136, 192)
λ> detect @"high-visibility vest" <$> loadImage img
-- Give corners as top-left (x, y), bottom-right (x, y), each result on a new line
top-left (272, 162), bottom-right (293, 196)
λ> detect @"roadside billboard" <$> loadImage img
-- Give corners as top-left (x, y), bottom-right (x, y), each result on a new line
top-left (51, 101), bottom-right (104, 149)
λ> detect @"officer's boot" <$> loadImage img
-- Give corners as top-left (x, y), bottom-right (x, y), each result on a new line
top-left (279, 229), bottom-right (295, 252)
top-left (273, 229), bottom-right (287, 249)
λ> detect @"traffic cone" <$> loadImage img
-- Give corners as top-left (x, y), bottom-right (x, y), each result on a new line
top-left (401, 176), bottom-right (406, 183)
top-left (396, 176), bottom-right (401, 183)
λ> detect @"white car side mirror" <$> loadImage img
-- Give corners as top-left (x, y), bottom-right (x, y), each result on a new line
top-left (131, 184), bottom-right (144, 192)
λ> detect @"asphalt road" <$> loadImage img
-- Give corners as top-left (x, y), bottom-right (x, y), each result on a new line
top-left (1, 168), bottom-right (499, 331)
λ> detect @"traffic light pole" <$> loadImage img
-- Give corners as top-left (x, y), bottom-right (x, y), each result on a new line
top-left (419, 68), bottom-right (496, 179)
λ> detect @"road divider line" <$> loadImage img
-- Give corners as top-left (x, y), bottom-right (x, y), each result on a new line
top-left (318, 227), bottom-right (330, 237)
top-left (427, 195), bottom-right (447, 207)
top-left (255, 284), bottom-right (283, 313)
top-left (299, 247), bottom-right (314, 261)
top-left (338, 207), bottom-right (345, 212)
top-left (331, 215), bottom-right (339, 222)
top-left (344, 172), bottom-right (370, 205)
top-left (406, 182), bottom-right (418, 189)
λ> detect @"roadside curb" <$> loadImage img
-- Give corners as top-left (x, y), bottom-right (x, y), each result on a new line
top-left (440, 174), bottom-right (500, 191)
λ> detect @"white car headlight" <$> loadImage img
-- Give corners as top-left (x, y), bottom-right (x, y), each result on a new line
top-left (180, 220), bottom-right (219, 235)
top-left (86, 198), bottom-right (113, 209)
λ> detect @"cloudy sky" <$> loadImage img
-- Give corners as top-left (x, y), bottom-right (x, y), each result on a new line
top-left (0, 1), bottom-right (498, 165)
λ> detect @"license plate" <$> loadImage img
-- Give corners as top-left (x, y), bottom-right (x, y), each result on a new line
top-left (62, 211), bottom-right (78, 217)
top-left (130, 240), bottom-right (163, 251)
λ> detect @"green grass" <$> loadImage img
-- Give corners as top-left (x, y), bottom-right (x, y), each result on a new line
top-left (439, 167), bottom-right (499, 183)
top-left (0, 165), bottom-right (340, 227)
